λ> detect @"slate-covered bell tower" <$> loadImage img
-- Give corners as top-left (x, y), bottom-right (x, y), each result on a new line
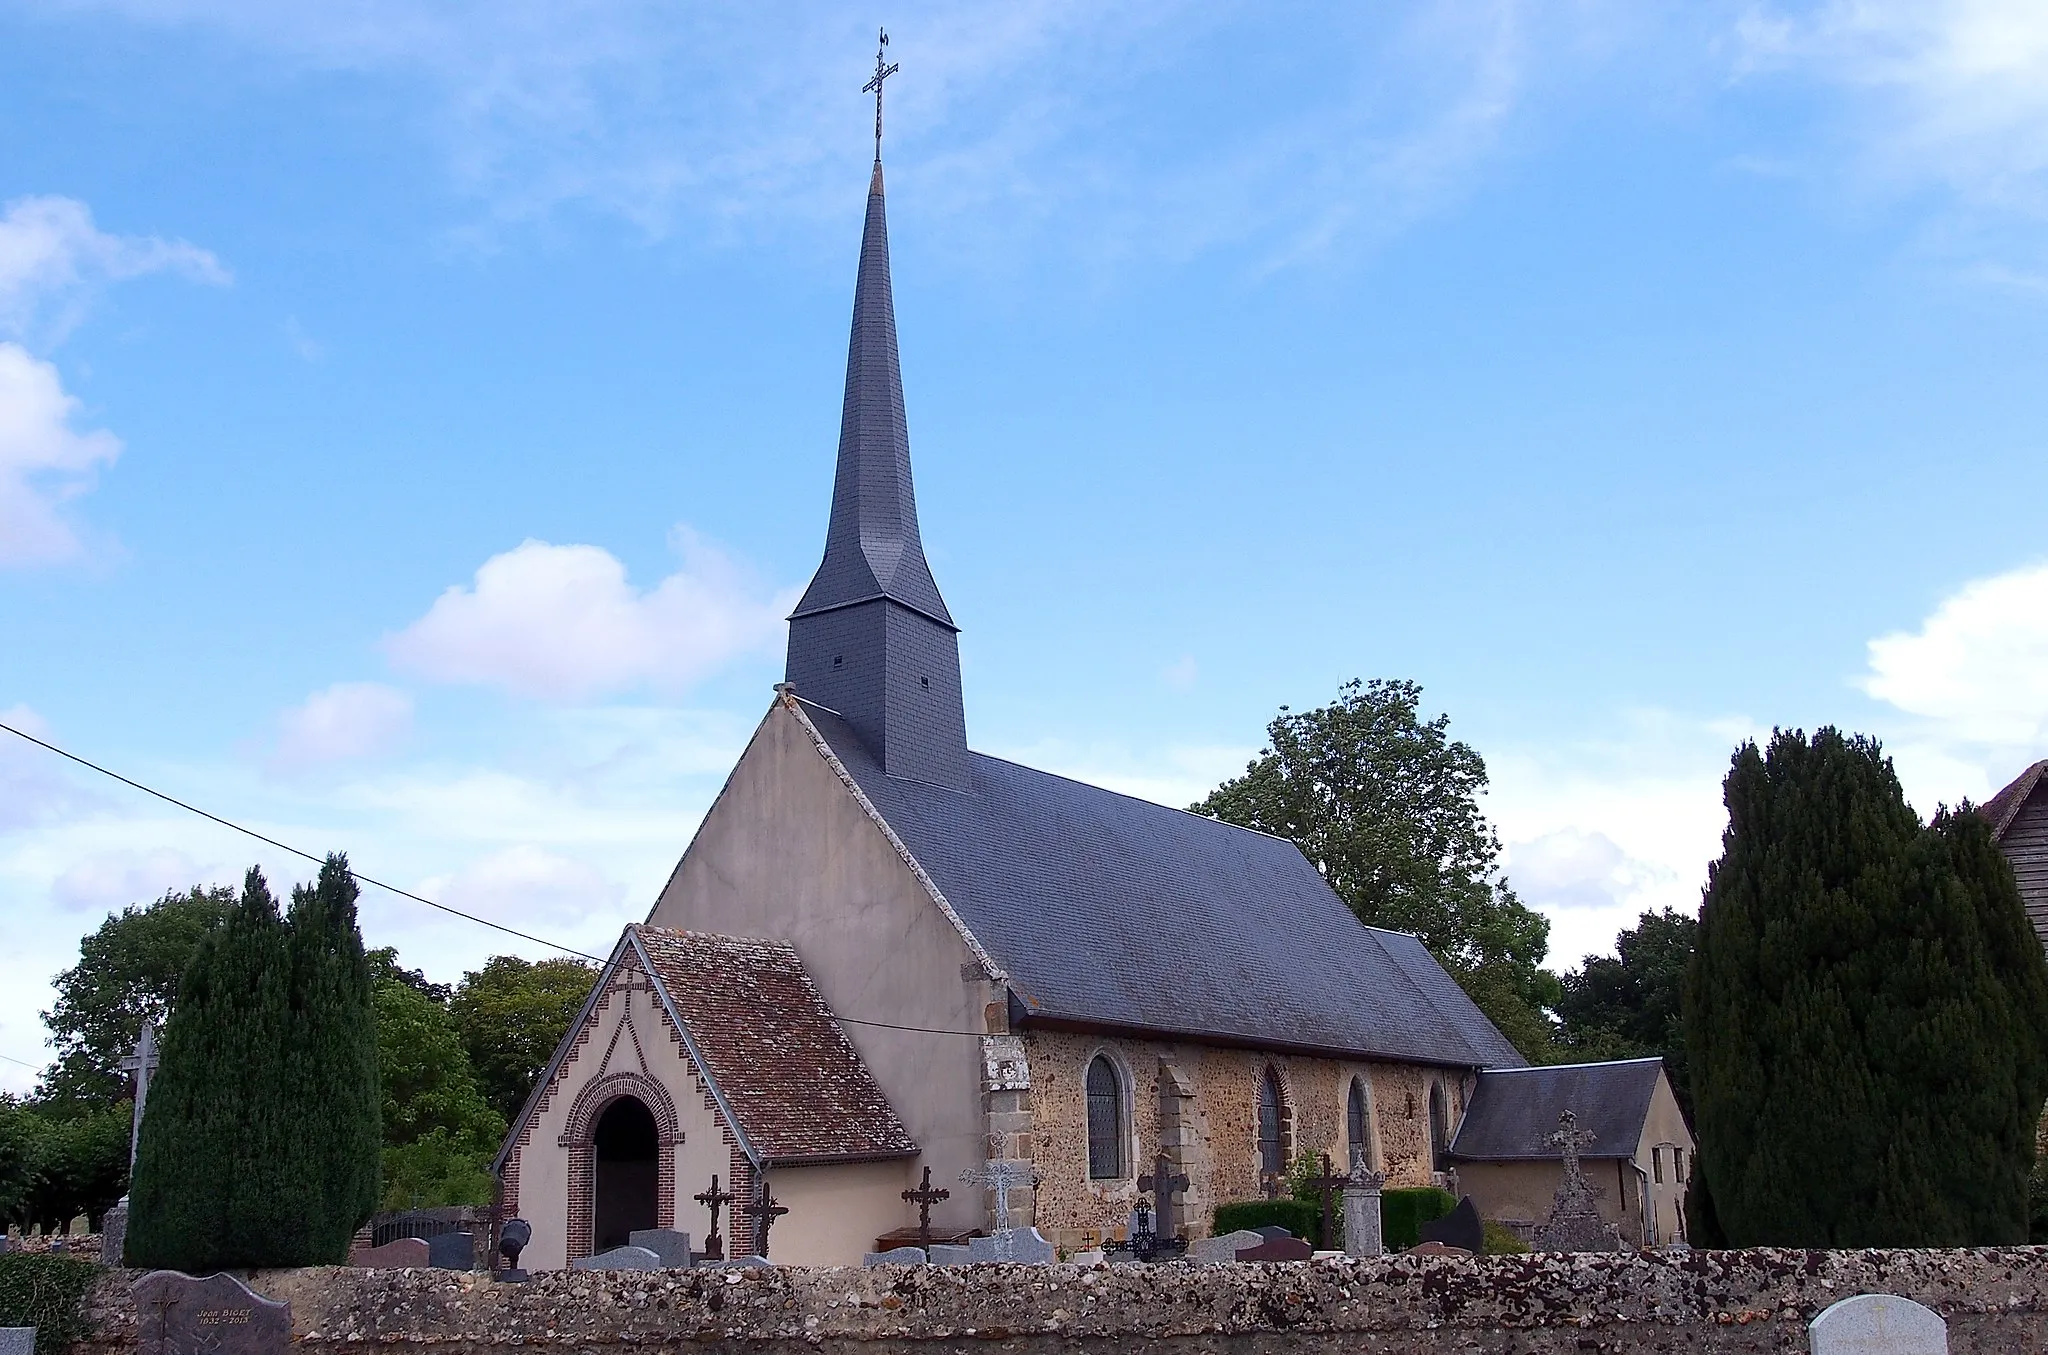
top-left (785, 157), bottom-right (971, 792)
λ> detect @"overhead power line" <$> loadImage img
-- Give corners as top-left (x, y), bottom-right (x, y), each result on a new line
top-left (0, 718), bottom-right (607, 964)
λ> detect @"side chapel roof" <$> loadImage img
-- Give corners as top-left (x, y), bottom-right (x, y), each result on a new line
top-left (1449, 1058), bottom-right (1668, 1161)
top-left (795, 698), bottom-right (1527, 1070)
top-left (1981, 760), bottom-right (2048, 841)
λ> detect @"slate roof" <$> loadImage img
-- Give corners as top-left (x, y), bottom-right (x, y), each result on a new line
top-left (797, 699), bottom-right (1526, 1070)
top-left (633, 925), bottom-right (918, 1165)
top-left (1981, 760), bottom-right (2048, 841)
top-left (1449, 1059), bottom-right (1666, 1161)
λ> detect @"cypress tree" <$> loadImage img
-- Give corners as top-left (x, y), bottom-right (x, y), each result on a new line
top-left (1684, 729), bottom-right (2048, 1246)
top-left (286, 854), bottom-right (382, 1261)
top-left (127, 869), bottom-right (293, 1270)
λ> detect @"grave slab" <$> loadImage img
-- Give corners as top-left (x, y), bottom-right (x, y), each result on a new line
top-left (862, 1247), bottom-right (928, 1266)
top-left (627, 1230), bottom-right (693, 1268)
top-left (968, 1227), bottom-right (1055, 1264)
top-left (571, 1246), bottom-right (663, 1272)
top-left (1186, 1230), bottom-right (1264, 1263)
top-left (133, 1271), bottom-right (291, 1355)
top-left (1233, 1235), bottom-right (1315, 1262)
top-left (426, 1232), bottom-right (475, 1271)
top-left (1810, 1293), bottom-right (1948, 1355)
top-left (0, 1329), bottom-right (32, 1355)
top-left (1419, 1197), bottom-right (1485, 1255)
top-left (928, 1244), bottom-right (974, 1265)
top-left (350, 1238), bottom-right (431, 1268)
top-left (707, 1255), bottom-right (773, 1269)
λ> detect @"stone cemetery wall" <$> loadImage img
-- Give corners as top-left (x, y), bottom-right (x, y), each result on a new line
top-left (73, 1246), bottom-right (2048, 1355)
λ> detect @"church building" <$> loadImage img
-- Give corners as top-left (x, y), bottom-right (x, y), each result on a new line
top-left (496, 133), bottom-right (1531, 1269)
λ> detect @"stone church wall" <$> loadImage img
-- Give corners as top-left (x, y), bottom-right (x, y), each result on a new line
top-left (1020, 1030), bottom-right (1468, 1251)
top-left (76, 1248), bottom-right (2048, 1355)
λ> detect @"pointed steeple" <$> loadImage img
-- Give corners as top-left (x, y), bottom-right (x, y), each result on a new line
top-left (786, 142), bottom-right (972, 791)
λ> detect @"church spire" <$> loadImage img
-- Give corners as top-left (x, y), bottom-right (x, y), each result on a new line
top-left (785, 45), bottom-right (972, 791)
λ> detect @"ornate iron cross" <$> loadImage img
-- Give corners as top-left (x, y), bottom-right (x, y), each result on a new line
top-left (862, 28), bottom-right (899, 162)
top-left (901, 1165), bottom-right (950, 1248)
top-left (959, 1160), bottom-right (1035, 1259)
top-left (694, 1174), bottom-right (735, 1259)
top-left (742, 1182), bottom-right (790, 1259)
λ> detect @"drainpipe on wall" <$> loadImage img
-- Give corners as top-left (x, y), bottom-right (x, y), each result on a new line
top-left (1630, 1162), bottom-right (1653, 1246)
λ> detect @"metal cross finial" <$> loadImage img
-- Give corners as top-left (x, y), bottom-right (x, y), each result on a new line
top-left (862, 28), bottom-right (899, 163)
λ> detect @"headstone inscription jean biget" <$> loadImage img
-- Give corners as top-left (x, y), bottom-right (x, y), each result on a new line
top-left (133, 1272), bottom-right (290, 1355)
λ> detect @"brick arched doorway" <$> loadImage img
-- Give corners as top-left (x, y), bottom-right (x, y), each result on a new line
top-left (560, 1072), bottom-right (680, 1259)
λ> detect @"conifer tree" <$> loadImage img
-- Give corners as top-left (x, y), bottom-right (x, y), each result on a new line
top-left (1684, 729), bottom-right (2048, 1246)
top-left (127, 868), bottom-right (293, 1270)
top-left (286, 854), bottom-right (383, 1260)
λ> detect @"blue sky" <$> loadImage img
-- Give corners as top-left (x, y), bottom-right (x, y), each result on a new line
top-left (4, 1), bottom-right (2047, 1090)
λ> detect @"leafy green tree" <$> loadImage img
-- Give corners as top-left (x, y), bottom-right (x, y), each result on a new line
top-left (1193, 679), bottom-right (1560, 1058)
top-left (14, 1105), bottom-right (129, 1233)
top-left (127, 868), bottom-right (298, 1269)
top-left (450, 955), bottom-right (597, 1123)
top-left (374, 978), bottom-right (504, 1209)
top-left (285, 855), bottom-right (382, 1257)
top-left (37, 886), bottom-right (235, 1109)
top-left (1556, 907), bottom-right (1698, 1116)
top-left (0, 1097), bottom-right (40, 1227)
top-left (1684, 729), bottom-right (2048, 1246)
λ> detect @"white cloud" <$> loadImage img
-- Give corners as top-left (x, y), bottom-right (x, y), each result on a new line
top-left (0, 344), bottom-right (121, 565)
top-left (1502, 828), bottom-right (1663, 913)
top-left (0, 195), bottom-right (228, 340)
top-left (385, 529), bottom-right (790, 701)
top-left (51, 847), bottom-right (211, 913)
top-left (1736, 0), bottom-right (2048, 216)
top-left (270, 682), bottom-right (414, 771)
top-left (417, 844), bottom-right (627, 931)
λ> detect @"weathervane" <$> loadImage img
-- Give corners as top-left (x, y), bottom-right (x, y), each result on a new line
top-left (862, 28), bottom-right (898, 163)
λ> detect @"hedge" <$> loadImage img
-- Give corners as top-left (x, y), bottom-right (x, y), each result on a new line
top-left (0, 1252), bottom-right (100, 1355)
top-left (1381, 1186), bottom-right (1456, 1251)
top-left (1213, 1198), bottom-right (1321, 1240)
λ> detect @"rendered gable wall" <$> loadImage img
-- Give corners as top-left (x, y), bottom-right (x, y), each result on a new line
top-left (649, 698), bottom-right (991, 1238)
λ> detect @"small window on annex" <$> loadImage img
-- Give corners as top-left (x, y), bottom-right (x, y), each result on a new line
top-left (1345, 1077), bottom-right (1375, 1170)
top-left (1258, 1066), bottom-right (1289, 1178)
top-left (1086, 1055), bottom-right (1125, 1179)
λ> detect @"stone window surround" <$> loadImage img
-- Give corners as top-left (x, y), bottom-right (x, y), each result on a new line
top-left (1078, 1045), bottom-right (1138, 1196)
top-left (1256, 1063), bottom-right (1296, 1182)
top-left (1343, 1071), bottom-right (1380, 1171)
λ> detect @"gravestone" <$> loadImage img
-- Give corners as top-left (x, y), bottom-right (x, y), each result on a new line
top-left (0, 1329), bottom-right (32, 1355)
top-left (100, 1199), bottom-right (128, 1268)
top-left (968, 1227), bottom-right (1055, 1264)
top-left (1068, 1249), bottom-right (1105, 1265)
top-left (1252, 1225), bottom-right (1294, 1241)
top-left (928, 1243), bottom-right (974, 1265)
top-left (350, 1238), bottom-right (430, 1268)
top-left (1343, 1166), bottom-right (1386, 1258)
top-left (571, 1246), bottom-right (663, 1272)
top-left (862, 1246), bottom-right (928, 1266)
top-left (1233, 1234), bottom-right (1314, 1262)
top-left (426, 1232), bottom-right (475, 1271)
top-left (1418, 1197), bottom-right (1484, 1255)
top-left (707, 1255), bottom-right (772, 1269)
top-left (1530, 1110), bottom-right (1624, 1252)
top-left (1809, 1294), bottom-right (1947, 1355)
top-left (133, 1271), bottom-right (291, 1355)
top-left (627, 1229), bottom-right (693, 1268)
top-left (1186, 1229), bottom-right (1264, 1263)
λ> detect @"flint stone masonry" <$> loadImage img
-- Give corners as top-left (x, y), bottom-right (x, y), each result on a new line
top-left (75, 1248), bottom-right (2048, 1355)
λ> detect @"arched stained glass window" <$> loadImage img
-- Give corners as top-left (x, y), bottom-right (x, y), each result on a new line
top-left (1346, 1077), bottom-right (1375, 1170)
top-left (1257, 1066), bottom-right (1287, 1177)
top-left (1086, 1056), bottom-right (1124, 1179)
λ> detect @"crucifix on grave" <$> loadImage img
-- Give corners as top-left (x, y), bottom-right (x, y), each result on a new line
top-left (1137, 1152), bottom-right (1190, 1241)
top-left (958, 1160), bottom-right (1036, 1260)
top-left (694, 1175), bottom-right (735, 1260)
top-left (145, 1289), bottom-right (178, 1345)
top-left (741, 1181), bottom-right (789, 1260)
top-left (1303, 1152), bottom-right (1352, 1251)
top-left (117, 1020), bottom-right (160, 1168)
top-left (901, 1166), bottom-right (950, 1249)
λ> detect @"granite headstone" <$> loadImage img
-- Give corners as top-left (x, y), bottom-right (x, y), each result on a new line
top-left (707, 1255), bottom-right (773, 1269)
top-left (1233, 1234), bottom-right (1315, 1261)
top-left (928, 1243), bottom-right (975, 1265)
top-left (0, 1329), bottom-right (33, 1355)
top-left (1343, 1166), bottom-right (1386, 1258)
top-left (350, 1238), bottom-right (431, 1268)
top-left (99, 1199), bottom-right (127, 1268)
top-left (571, 1246), bottom-right (663, 1272)
top-left (967, 1227), bottom-right (1055, 1264)
top-left (1809, 1294), bottom-right (1947, 1355)
top-left (426, 1232), bottom-right (475, 1271)
top-left (1186, 1229), bottom-right (1264, 1263)
top-left (133, 1271), bottom-right (290, 1355)
top-left (862, 1246), bottom-right (928, 1266)
top-left (627, 1230), bottom-right (693, 1268)
top-left (1418, 1197), bottom-right (1485, 1255)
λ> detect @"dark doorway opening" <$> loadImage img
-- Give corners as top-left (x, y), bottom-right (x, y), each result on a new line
top-left (593, 1096), bottom-right (659, 1252)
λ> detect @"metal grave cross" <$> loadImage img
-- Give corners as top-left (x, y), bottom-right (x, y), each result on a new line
top-left (117, 1020), bottom-right (160, 1169)
top-left (1303, 1152), bottom-right (1352, 1250)
top-left (741, 1181), bottom-right (789, 1260)
top-left (901, 1165), bottom-right (950, 1248)
top-left (861, 28), bottom-right (899, 162)
top-left (959, 1160), bottom-right (1036, 1259)
top-left (694, 1174), bottom-right (735, 1260)
top-left (1549, 1109), bottom-right (1597, 1188)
